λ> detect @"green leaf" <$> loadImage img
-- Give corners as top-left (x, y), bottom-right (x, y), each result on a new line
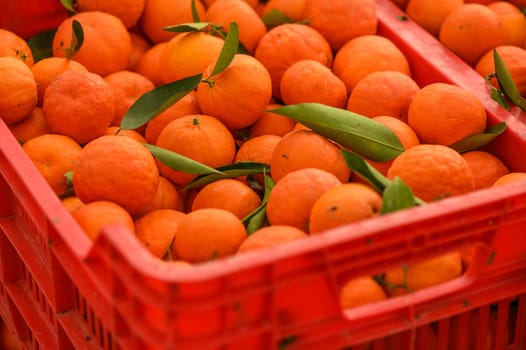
top-left (27, 29), bottom-right (56, 63)
top-left (243, 174), bottom-right (275, 235)
top-left (191, 0), bottom-right (201, 22)
top-left (236, 42), bottom-right (250, 55)
top-left (206, 22), bottom-right (239, 79)
top-left (65, 20), bottom-right (84, 60)
top-left (144, 143), bottom-right (224, 175)
top-left (380, 176), bottom-right (417, 215)
top-left (64, 170), bottom-right (74, 186)
top-left (450, 122), bottom-right (506, 153)
top-left (341, 150), bottom-right (425, 206)
top-left (488, 83), bottom-right (510, 110)
top-left (213, 29), bottom-right (250, 55)
top-left (340, 149), bottom-right (391, 193)
top-left (59, 170), bottom-right (76, 199)
top-left (120, 74), bottom-right (202, 130)
top-left (163, 22), bottom-right (213, 33)
top-left (182, 162), bottom-right (270, 191)
top-left (494, 49), bottom-right (526, 110)
top-left (60, 0), bottom-right (76, 12)
top-left (270, 103), bottom-right (404, 162)
top-left (261, 9), bottom-right (295, 29)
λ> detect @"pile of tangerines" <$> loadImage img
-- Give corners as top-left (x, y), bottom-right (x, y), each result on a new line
top-left (1, 0), bottom-right (526, 315)
top-left (397, 0), bottom-right (526, 106)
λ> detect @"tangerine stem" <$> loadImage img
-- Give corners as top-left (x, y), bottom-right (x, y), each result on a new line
top-left (201, 78), bottom-right (215, 87)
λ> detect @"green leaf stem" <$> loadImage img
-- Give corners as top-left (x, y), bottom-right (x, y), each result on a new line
top-left (191, 0), bottom-right (201, 22)
top-left (380, 177), bottom-right (417, 215)
top-left (341, 150), bottom-right (425, 207)
top-left (144, 143), bottom-right (223, 176)
top-left (243, 174), bottom-right (275, 235)
top-left (341, 150), bottom-right (391, 193)
top-left (183, 162), bottom-right (270, 191)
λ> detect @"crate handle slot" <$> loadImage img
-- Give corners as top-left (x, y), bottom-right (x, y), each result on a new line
top-left (340, 241), bottom-right (493, 325)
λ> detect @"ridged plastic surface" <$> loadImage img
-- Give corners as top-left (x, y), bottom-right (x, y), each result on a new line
top-left (0, 0), bottom-right (526, 349)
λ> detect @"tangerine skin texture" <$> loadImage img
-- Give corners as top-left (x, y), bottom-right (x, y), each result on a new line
top-left (387, 144), bottom-right (475, 202)
top-left (42, 70), bottom-right (115, 145)
top-left (407, 83), bottom-right (486, 146)
top-left (0, 56), bottom-right (38, 124)
top-left (73, 135), bottom-right (159, 216)
top-left (266, 167), bottom-right (342, 231)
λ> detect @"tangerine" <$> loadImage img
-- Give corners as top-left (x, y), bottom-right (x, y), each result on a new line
top-left (0, 28), bottom-right (34, 67)
top-left (339, 276), bottom-right (387, 309)
top-left (196, 53), bottom-right (272, 130)
top-left (405, 0), bottom-right (464, 37)
top-left (492, 172), bottom-right (526, 187)
top-left (204, 0), bottom-right (267, 54)
top-left (8, 107), bottom-right (50, 144)
top-left (73, 135), bottom-right (160, 216)
top-left (266, 167), bottom-right (342, 231)
top-left (487, 1), bottom-right (526, 48)
top-left (140, 0), bottom-right (206, 44)
top-left (475, 45), bottom-right (526, 97)
top-left (134, 42), bottom-right (168, 86)
top-left (309, 183), bottom-right (382, 234)
top-left (42, 70), bottom-right (115, 145)
top-left (383, 252), bottom-right (463, 297)
top-left (346, 70), bottom-right (420, 122)
top-left (302, 0), bottom-right (378, 51)
top-left (22, 133), bottom-right (82, 196)
top-left (333, 35), bottom-right (411, 94)
top-left (237, 225), bottom-right (307, 253)
top-left (159, 31), bottom-right (224, 84)
top-left (134, 209), bottom-right (186, 259)
top-left (30, 56), bottom-right (88, 106)
top-left (174, 208), bottom-right (247, 263)
top-left (270, 129), bottom-right (351, 183)
top-left (0, 56), bottom-right (38, 124)
top-left (72, 200), bottom-right (135, 241)
top-left (280, 59), bottom-right (348, 109)
top-left (135, 176), bottom-right (185, 218)
top-left (461, 150), bottom-right (510, 190)
top-left (439, 3), bottom-right (507, 66)
top-left (254, 23), bottom-right (333, 101)
top-left (52, 11), bottom-right (132, 76)
top-left (249, 103), bottom-right (297, 138)
top-left (155, 114), bottom-right (237, 187)
top-left (191, 178), bottom-right (262, 219)
top-left (104, 70), bottom-right (155, 126)
top-left (144, 90), bottom-right (201, 144)
top-left (75, 0), bottom-right (145, 28)
top-left (407, 82), bottom-right (487, 146)
top-left (387, 144), bottom-right (475, 202)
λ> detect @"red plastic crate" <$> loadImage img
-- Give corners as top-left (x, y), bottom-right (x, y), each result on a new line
top-left (0, 0), bottom-right (68, 39)
top-left (1, 0), bottom-right (526, 349)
